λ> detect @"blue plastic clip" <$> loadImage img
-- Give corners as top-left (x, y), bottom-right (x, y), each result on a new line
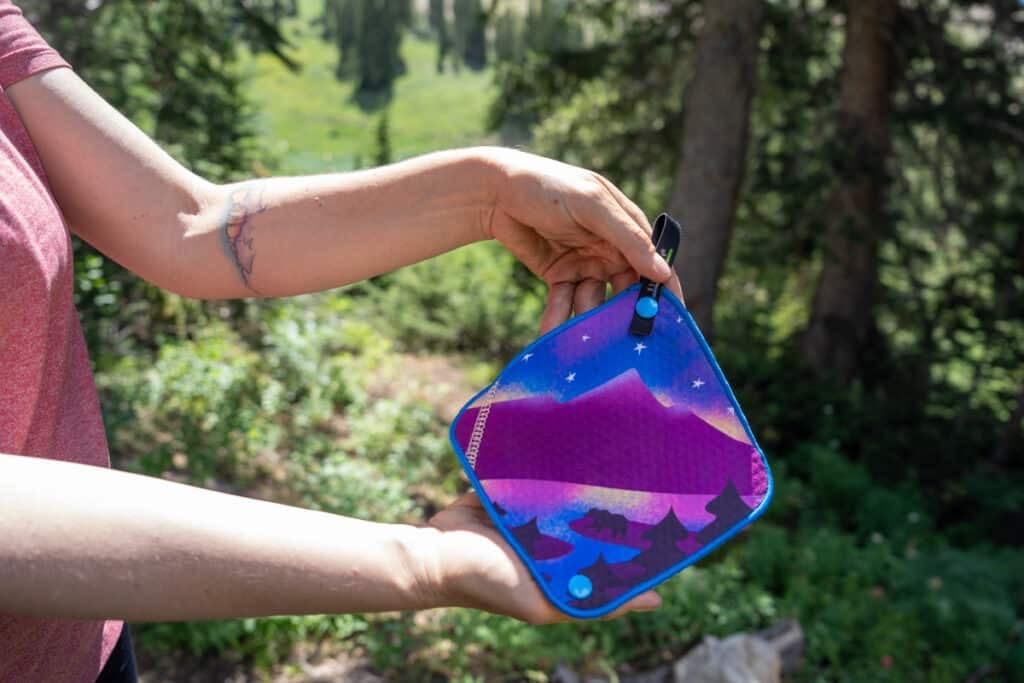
top-left (629, 213), bottom-right (682, 337)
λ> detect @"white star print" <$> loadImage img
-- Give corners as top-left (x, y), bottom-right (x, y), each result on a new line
top-left (692, 379), bottom-right (705, 389)
top-left (566, 372), bottom-right (576, 382)
top-left (522, 353), bottom-right (533, 361)
top-left (634, 342), bottom-right (646, 354)
top-left (676, 316), bottom-right (683, 323)
top-left (727, 406), bottom-right (736, 414)
top-left (581, 334), bottom-right (591, 342)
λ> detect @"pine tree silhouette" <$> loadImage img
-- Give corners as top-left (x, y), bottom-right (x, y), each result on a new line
top-left (696, 481), bottom-right (752, 545)
top-left (581, 553), bottom-right (619, 592)
top-left (636, 507), bottom-right (688, 573)
top-left (643, 507), bottom-right (689, 546)
top-left (509, 517), bottom-right (541, 550)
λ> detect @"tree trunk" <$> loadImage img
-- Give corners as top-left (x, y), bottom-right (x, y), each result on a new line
top-left (667, 0), bottom-right (763, 339)
top-left (801, 0), bottom-right (898, 383)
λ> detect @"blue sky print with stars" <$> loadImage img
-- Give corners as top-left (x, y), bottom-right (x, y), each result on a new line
top-left (470, 284), bottom-right (750, 444)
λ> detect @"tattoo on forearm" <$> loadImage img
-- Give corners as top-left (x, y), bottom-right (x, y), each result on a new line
top-left (220, 185), bottom-right (267, 294)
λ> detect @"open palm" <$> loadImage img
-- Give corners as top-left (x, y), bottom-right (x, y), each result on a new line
top-left (427, 492), bottom-right (661, 624)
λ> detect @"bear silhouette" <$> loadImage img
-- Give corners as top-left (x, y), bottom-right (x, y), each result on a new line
top-left (585, 508), bottom-right (629, 539)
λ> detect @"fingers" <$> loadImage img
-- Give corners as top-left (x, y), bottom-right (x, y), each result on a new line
top-left (539, 282), bottom-right (575, 334)
top-left (600, 590), bottom-right (662, 620)
top-left (527, 589), bottom-right (660, 625)
top-left (574, 191), bottom-right (671, 285)
top-left (572, 278), bottom-right (606, 316)
top-left (666, 270), bottom-right (685, 303)
top-left (447, 491), bottom-right (483, 509)
top-left (611, 269), bottom-right (639, 296)
top-left (583, 176), bottom-right (672, 284)
top-left (594, 174), bottom-right (652, 241)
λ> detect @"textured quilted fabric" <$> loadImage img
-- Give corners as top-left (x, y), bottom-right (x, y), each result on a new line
top-left (450, 284), bottom-right (772, 618)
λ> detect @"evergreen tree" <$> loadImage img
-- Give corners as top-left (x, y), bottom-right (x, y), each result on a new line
top-left (524, 0), bottom-right (579, 55)
top-left (356, 0), bottom-right (406, 94)
top-left (324, 0), bottom-right (409, 92)
top-left (429, 0), bottom-right (452, 73)
top-left (454, 0), bottom-right (487, 70)
top-left (493, 9), bottom-right (522, 64)
top-left (373, 109), bottom-right (393, 166)
top-left (324, 0), bottom-right (361, 78)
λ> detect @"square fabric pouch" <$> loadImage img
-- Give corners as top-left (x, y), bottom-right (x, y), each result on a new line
top-left (448, 215), bottom-right (773, 619)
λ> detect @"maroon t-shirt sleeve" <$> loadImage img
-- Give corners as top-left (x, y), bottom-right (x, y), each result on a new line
top-left (0, 0), bottom-right (69, 88)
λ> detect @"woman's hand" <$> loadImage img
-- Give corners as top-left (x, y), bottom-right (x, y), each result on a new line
top-left (480, 148), bottom-right (683, 334)
top-left (421, 492), bottom-right (661, 624)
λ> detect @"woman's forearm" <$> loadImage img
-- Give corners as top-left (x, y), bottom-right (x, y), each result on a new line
top-left (7, 68), bottom-right (496, 300)
top-left (0, 453), bottom-right (440, 621)
top-left (180, 148), bottom-right (497, 299)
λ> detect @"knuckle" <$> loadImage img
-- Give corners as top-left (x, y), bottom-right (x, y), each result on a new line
top-left (581, 177), bottom-right (607, 202)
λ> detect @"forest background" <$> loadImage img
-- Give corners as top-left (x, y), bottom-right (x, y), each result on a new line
top-left (15, 0), bottom-right (1024, 681)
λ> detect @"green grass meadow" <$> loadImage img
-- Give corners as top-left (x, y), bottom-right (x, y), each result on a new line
top-left (244, 2), bottom-right (496, 175)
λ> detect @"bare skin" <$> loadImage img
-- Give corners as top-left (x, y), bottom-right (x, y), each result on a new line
top-left (2, 66), bottom-right (679, 624)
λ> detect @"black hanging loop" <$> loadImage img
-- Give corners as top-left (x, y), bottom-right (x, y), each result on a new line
top-left (629, 213), bottom-right (682, 337)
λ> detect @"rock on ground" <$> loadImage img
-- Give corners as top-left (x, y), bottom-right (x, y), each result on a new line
top-left (672, 634), bottom-right (780, 683)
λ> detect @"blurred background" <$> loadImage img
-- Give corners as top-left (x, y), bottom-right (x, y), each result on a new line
top-left (16, 0), bottom-right (1024, 680)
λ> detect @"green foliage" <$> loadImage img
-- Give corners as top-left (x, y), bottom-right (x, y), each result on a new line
top-left (355, 0), bottom-right (408, 95)
top-left (500, 0), bottom-right (1024, 477)
top-left (490, 0), bottom-right (694, 212)
top-left (105, 295), bottom-right (463, 666)
top-left (97, 294), bottom-right (459, 515)
top-left (247, 15), bottom-right (496, 175)
top-left (428, 0), bottom-right (452, 72)
top-left (374, 108), bottom-right (393, 166)
top-left (743, 522), bottom-right (1023, 682)
top-left (45, 0), bottom-right (1024, 678)
top-left (361, 242), bottom-right (546, 359)
top-left (492, 9), bottom-right (523, 63)
top-left (137, 614), bottom-right (369, 670)
top-left (354, 558), bottom-right (778, 679)
top-left (453, 0), bottom-right (487, 70)
top-left (24, 0), bottom-right (293, 181)
top-left (26, 0), bottom-right (296, 362)
top-left (323, 0), bottom-right (410, 96)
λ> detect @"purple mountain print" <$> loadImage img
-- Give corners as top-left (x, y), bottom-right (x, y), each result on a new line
top-left (455, 371), bottom-right (761, 496)
top-left (448, 284), bottom-right (772, 616)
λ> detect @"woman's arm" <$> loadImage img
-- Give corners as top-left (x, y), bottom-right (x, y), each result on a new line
top-left (0, 453), bottom-right (658, 623)
top-left (0, 452), bottom-right (435, 620)
top-left (6, 68), bottom-right (676, 318)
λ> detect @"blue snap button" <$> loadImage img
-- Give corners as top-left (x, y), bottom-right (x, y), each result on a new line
top-left (568, 574), bottom-right (593, 599)
top-left (635, 296), bottom-right (659, 319)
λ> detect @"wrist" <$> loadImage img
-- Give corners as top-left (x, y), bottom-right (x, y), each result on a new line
top-left (464, 146), bottom-right (512, 241)
top-left (395, 524), bottom-right (448, 610)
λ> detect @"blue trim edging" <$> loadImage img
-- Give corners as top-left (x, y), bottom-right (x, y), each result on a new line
top-left (446, 284), bottom-right (774, 620)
